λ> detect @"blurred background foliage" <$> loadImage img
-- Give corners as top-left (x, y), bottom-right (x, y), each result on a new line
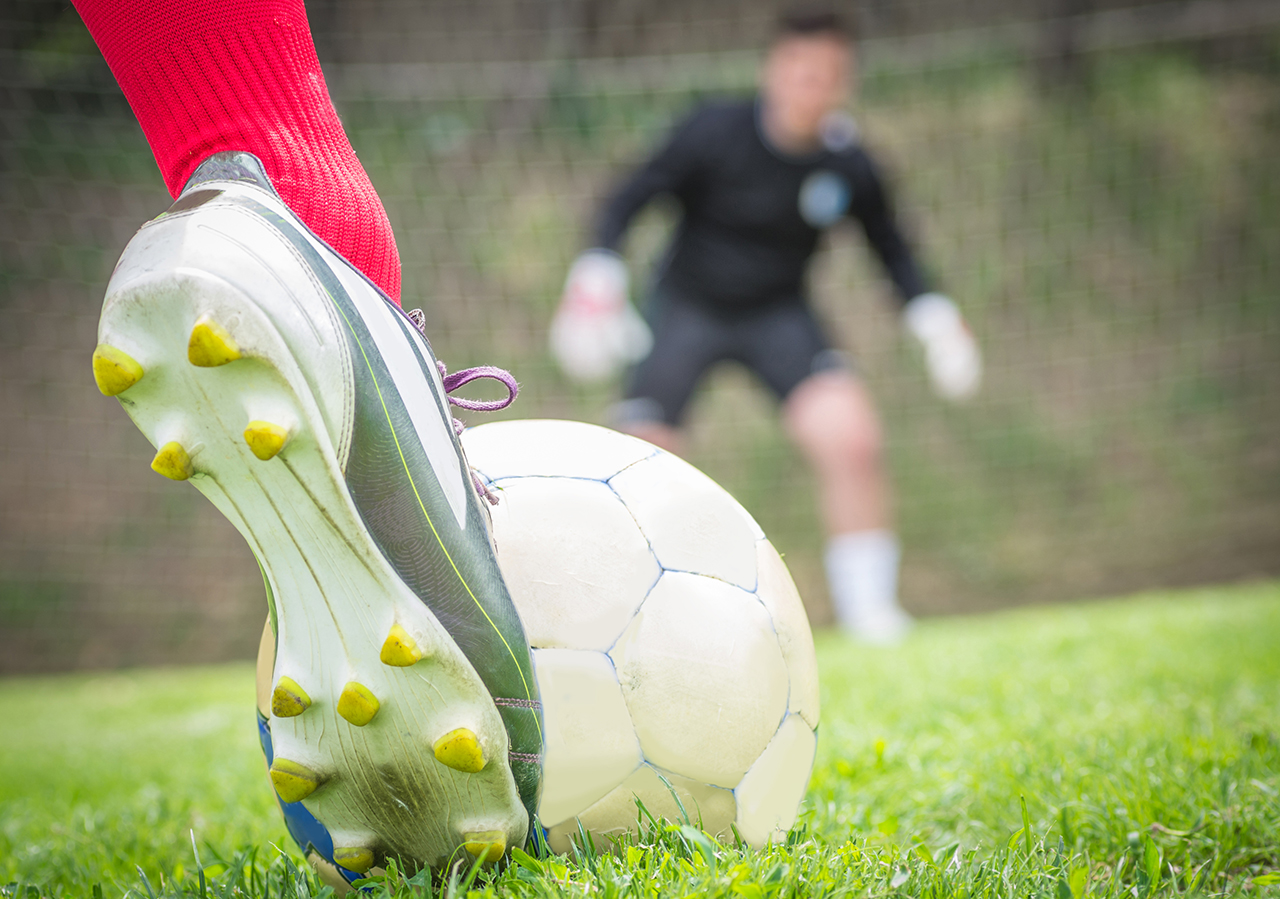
top-left (1, 0), bottom-right (1277, 670)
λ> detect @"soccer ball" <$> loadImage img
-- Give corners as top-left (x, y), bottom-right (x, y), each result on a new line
top-left (462, 419), bottom-right (819, 852)
top-left (254, 419), bottom-right (819, 873)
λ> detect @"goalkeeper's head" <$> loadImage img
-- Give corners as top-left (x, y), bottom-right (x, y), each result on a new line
top-left (761, 8), bottom-right (856, 153)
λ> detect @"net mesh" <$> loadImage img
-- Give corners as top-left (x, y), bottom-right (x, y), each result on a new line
top-left (2, 0), bottom-right (1277, 670)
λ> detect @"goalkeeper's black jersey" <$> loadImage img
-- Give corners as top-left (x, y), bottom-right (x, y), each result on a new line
top-left (594, 98), bottom-right (929, 311)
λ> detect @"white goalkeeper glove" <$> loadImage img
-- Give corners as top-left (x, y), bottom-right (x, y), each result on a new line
top-left (550, 250), bottom-right (652, 382)
top-left (903, 293), bottom-right (982, 401)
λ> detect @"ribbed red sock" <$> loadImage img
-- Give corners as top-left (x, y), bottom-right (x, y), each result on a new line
top-left (73, 0), bottom-right (401, 303)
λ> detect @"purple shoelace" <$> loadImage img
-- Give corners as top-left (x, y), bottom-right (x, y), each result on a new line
top-left (436, 361), bottom-right (519, 427)
top-left (407, 308), bottom-right (518, 505)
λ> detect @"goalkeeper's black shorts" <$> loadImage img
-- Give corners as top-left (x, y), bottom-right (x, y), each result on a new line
top-left (614, 288), bottom-right (850, 428)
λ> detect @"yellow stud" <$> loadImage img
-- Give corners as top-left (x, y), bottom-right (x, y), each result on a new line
top-left (271, 676), bottom-right (311, 718)
top-left (244, 421), bottom-right (289, 461)
top-left (433, 728), bottom-right (486, 773)
top-left (269, 758), bottom-right (324, 804)
top-left (462, 832), bottom-right (506, 863)
top-left (188, 314), bottom-right (241, 367)
top-left (332, 847), bottom-right (374, 874)
top-left (336, 682), bottom-right (380, 727)
top-left (379, 624), bottom-right (423, 667)
top-left (92, 344), bottom-right (144, 396)
top-left (151, 442), bottom-right (193, 480)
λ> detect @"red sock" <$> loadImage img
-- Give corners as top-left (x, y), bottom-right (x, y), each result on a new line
top-left (73, 0), bottom-right (402, 304)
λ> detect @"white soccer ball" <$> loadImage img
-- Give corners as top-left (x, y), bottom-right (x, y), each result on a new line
top-left (461, 419), bottom-right (819, 852)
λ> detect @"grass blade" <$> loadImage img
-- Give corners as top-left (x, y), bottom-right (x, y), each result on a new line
top-left (1021, 796), bottom-right (1034, 857)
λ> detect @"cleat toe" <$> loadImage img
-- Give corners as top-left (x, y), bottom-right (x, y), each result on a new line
top-left (151, 442), bottom-right (193, 480)
top-left (269, 758), bottom-right (324, 804)
top-left (433, 728), bottom-right (486, 773)
top-left (379, 624), bottom-right (423, 667)
top-left (332, 847), bottom-right (374, 873)
top-left (92, 344), bottom-right (144, 396)
top-left (336, 682), bottom-right (380, 726)
top-left (271, 676), bottom-right (311, 718)
top-left (244, 420), bottom-right (289, 460)
top-left (188, 314), bottom-right (241, 367)
top-left (462, 832), bottom-right (506, 863)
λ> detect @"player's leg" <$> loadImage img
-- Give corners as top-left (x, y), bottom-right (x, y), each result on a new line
top-left (741, 304), bottom-right (911, 644)
top-left (784, 370), bottom-right (890, 533)
top-left (72, 0), bottom-right (400, 301)
top-left (609, 294), bottom-right (730, 455)
top-left (75, 0), bottom-right (541, 877)
top-left (784, 372), bottom-right (911, 642)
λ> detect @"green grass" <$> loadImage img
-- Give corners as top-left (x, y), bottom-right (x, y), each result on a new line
top-left (3, 581), bottom-right (1279, 897)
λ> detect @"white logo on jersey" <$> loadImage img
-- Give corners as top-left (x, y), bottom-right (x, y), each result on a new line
top-left (799, 170), bottom-right (852, 228)
top-left (820, 112), bottom-right (859, 151)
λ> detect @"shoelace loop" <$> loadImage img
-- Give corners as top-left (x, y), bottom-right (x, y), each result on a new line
top-left (437, 362), bottom-right (519, 415)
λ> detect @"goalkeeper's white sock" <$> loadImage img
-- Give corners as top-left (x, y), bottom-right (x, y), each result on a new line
top-left (824, 529), bottom-right (912, 645)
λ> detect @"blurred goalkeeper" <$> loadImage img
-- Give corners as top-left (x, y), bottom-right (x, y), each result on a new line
top-left (551, 8), bottom-right (982, 644)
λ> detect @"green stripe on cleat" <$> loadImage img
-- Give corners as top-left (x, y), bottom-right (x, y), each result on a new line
top-left (336, 682), bottom-right (380, 726)
top-left (270, 758), bottom-right (324, 804)
top-left (91, 344), bottom-right (144, 396)
top-left (433, 728), bottom-right (486, 773)
top-left (188, 314), bottom-right (241, 367)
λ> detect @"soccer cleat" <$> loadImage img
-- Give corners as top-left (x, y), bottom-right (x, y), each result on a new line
top-left (94, 152), bottom-right (542, 878)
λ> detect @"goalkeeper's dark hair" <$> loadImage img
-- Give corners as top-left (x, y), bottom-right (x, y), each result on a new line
top-left (775, 7), bottom-right (855, 43)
